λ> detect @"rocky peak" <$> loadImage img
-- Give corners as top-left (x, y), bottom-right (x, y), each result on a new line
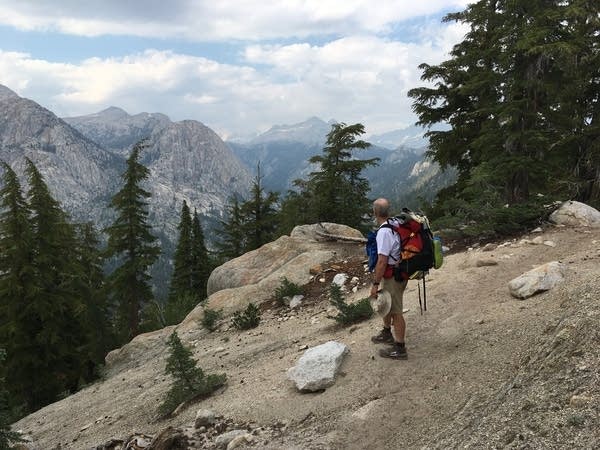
top-left (0, 84), bottom-right (19, 101)
top-left (64, 107), bottom-right (171, 155)
top-left (250, 116), bottom-right (332, 145)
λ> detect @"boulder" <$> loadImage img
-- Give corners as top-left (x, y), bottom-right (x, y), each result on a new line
top-left (207, 223), bottom-right (364, 295)
top-left (508, 261), bottom-right (567, 299)
top-left (549, 201), bottom-right (600, 227)
top-left (287, 341), bottom-right (349, 392)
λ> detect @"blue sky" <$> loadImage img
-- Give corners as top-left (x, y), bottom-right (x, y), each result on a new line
top-left (0, 1), bottom-right (471, 139)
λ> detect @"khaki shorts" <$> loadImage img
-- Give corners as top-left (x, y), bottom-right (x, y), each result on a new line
top-left (381, 278), bottom-right (408, 314)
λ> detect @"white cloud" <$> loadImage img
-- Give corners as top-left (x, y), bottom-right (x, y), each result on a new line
top-left (0, 18), bottom-right (468, 137)
top-left (0, 0), bottom-right (473, 40)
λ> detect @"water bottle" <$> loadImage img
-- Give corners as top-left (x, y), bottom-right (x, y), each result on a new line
top-left (433, 236), bottom-right (443, 269)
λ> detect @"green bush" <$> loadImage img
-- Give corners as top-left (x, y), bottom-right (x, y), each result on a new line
top-left (328, 284), bottom-right (373, 325)
top-left (201, 307), bottom-right (222, 332)
top-left (158, 332), bottom-right (226, 417)
top-left (231, 303), bottom-right (261, 330)
top-left (274, 277), bottom-right (303, 305)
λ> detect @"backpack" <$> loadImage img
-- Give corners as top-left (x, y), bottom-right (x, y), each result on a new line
top-left (366, 208), bottom-right (443, 313)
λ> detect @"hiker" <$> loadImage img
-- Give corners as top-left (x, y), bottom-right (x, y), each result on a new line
top-left (370, 198), bottom-right (409, 360)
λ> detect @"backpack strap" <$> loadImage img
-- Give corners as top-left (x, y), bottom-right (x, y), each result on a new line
top-left (378, 221), bottom-right (398, 262)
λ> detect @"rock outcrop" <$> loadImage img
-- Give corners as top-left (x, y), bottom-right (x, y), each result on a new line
top-left (549, 200), bottom-right (600, 228)
top-left (207, 223), bottom-right (365, 296)
top-left (0, 85), bottom-right (121, 225)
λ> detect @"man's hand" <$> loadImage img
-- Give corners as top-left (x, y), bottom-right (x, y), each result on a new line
top-left (370, 284), bottom-right (379, 298)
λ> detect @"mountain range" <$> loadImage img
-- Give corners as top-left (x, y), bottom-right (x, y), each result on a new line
top-left (228, 116), bottom-right (454, 206)
top-left (0, 84), bottom-right (253, 296)
top-left (0, 83), bottom-right (454, 295)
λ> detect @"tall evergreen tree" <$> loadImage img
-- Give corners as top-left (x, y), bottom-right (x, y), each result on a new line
top-left (303, 122), bottom-right (378, 229)
top-left (26, 159), bottom-right (89, 409)
top-left (74, 222), bottom-right (113, 379)
top-left (0, 162), bottom-right (35, 412)
top-left (190, 208), bottom-right (210, 298)
top-left (105, 141), bottom-right (159, 342)
top-left (168, 201), bottom-right (194, 303)
top-left (0, 159), bottom-right (89, 412)
top-left (408, 0), bottom-right (600, 225)
top-left (215, 195), bottom-right (247, 260)
top-left (241, 165), bottom-right (279, 251)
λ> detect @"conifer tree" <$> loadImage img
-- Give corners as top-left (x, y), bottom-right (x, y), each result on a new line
top-left (0, 162), bottom-right (35, 412)
top-left (302, 123), bottom-right (378, 230)
top-left (215, 195), bottom-right (247, 260)
top-left (74, 222), bottom-right (113, 379)
top-left (190, 208), bottom-right (210, 298)
top-left (158, 331), bottom-right (226, 417)
top-left (105, 141), bottom-right (160, 342)
top-left (168, 201), bottom-right (194, 303)
top-left (26, 159), bottom-right (89, 409)
top-left (408, 0), bottom-right (600, 226)
top-left (164, 201), bottom-right (203, 325)
top-left (241, 166), bottom-right (279, 251)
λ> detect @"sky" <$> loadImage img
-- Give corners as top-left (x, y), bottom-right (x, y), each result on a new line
top-left (0, 0), bottom-right (472, 140)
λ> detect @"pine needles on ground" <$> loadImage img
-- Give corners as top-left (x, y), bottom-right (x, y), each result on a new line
top-left (328, 284), bottom-right (373, 325)
top-left (158, 332), bottom-right (226, 418)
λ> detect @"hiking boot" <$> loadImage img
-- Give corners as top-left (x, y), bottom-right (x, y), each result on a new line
top-left (379, 344), bottom-right (408, 360)
top-left (371, 327), bottom-right (394, 344)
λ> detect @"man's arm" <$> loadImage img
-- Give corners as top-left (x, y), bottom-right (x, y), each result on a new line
top-left (370, 253), bottom-right (388, 298)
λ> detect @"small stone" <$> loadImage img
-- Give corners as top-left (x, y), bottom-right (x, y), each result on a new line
top-left (195, 409), bottom-right (217, 428)
top-left (319, 278), bottom-right (326, 283)
top-left (475, 258), bottom-right (498, 267)
top-left (569, 394), bottom-right (592, 408)
top-left (227, 433), bottom-right (254, 449)
top-left (309, 264), bottom-right (323, 275)
top-left (214, 430), bottom-right (248, 449)
top-left (543, 240), bottom-right (556, 247)
top-left (532, 227), bottom-right (543, 233)
top-left (531, 236), bottom-right (544, 245)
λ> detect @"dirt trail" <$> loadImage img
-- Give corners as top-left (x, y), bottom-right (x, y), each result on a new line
top-left (13, 226), bottom-right (600, 449)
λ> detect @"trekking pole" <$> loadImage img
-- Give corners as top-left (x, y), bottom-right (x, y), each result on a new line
top-left (422, 275), bottom-right (427, 312)
top-left (417, 281), bottom-right (423, 315)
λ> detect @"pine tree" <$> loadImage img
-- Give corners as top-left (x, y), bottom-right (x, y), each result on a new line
top-left (303, 123), bottom-right (378, 229)
top-left (165, 201), bottom-right (204, 325)
top-left (214, 195), bottom-right (247, 260)
top-left (408, 0), bottom-right (600, 228)
top-left (241, 165), bottom-right (279, 251)
top-left (74, 222), bottom-right (113, 380)
top-left (158, 331), bottom-right (226, 417)
top-left (168, 201), bottom-right (194, 303)
top-left (105, 141), bottom-right (160, 342)
top-left (0, 162), bottom-right (35, 412)
top-left (0, 160), bottom-right (90, 412)
top-left (190, 209), bottom-right (210, 298)
top-left (24, 159), bottom-right (89, 410)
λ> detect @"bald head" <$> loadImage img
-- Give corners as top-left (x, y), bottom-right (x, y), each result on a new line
top-left (373, 198), bottom-right (391, 220)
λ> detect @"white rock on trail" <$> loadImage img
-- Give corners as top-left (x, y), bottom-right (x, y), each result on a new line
top-left (508, 261), bottom-right (567, 299)
top-left (287, 341), bottom-right (349, 392)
